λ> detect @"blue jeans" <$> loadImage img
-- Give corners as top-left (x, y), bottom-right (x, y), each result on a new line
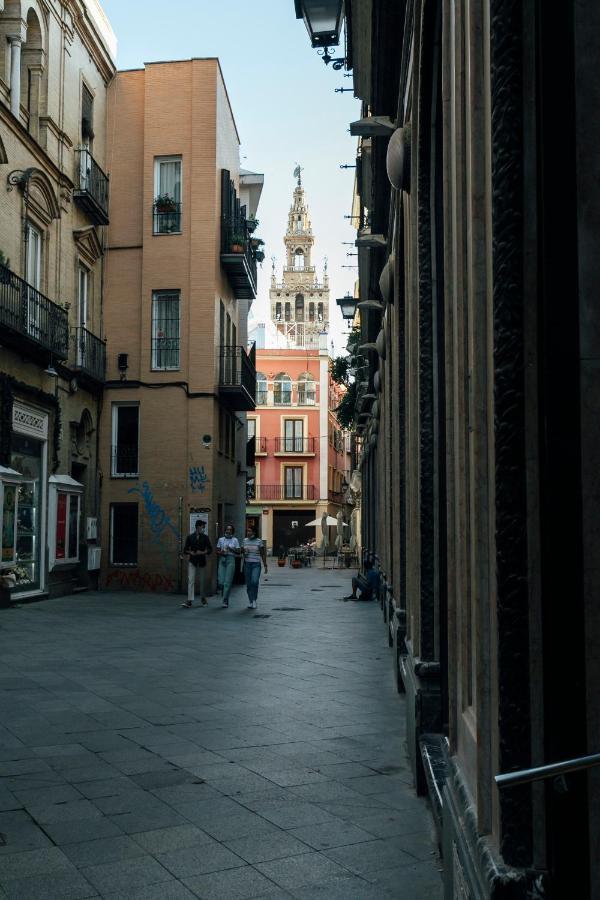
top-left (244, 561), bottom-right (261, 605)
top-left (218, 554), bottom-right (236, 601)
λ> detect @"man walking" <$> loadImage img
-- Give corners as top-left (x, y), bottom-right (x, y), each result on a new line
top-left (181, 519), bottom-right (212, 608)
top-left (242, 523), bottom-right (268, 609)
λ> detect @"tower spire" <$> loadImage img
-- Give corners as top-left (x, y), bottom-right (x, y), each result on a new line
top-left (268, 171), bottom-right (330, 348)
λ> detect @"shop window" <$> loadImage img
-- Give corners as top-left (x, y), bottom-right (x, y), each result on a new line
top-left (55, 492), bottom-right (80, 563)
top-left (1, 482), bottom-right (18, 567)
top-left (10, 433), bottom-right (43, 592)
top-left (110, 503), bottom-right (138, 565)
top-left (111, 403), bottom-right (139, 476)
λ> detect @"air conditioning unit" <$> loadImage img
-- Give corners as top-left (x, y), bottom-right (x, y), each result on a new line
top-left (88, 547), bottom-right (101, 571)
top-left (86, 517), bottom-right (98, 540)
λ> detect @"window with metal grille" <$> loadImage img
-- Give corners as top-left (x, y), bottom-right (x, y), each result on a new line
top-left (152, 291), bottom-right (180, 370)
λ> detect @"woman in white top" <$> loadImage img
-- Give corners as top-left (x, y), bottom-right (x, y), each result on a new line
top-left (216, 524), bottom-right (240, 608)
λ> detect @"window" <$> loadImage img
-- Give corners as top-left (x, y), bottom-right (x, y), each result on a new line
top-left (318, 302), bottom-right (324, 322)
top-left (76, 266), bottom-right (89, 366)
top-left (284, 302), bottom-right (291, 321)
top-left (111, 404), bottom-right (139, 476)
top-left (309, 302), bottom-right (315, 322)
top-left (110, 503), bottom-right (138, 565)
top-left (295, 294), bottom-right (304, 322)
top-left (274, 374), bottom-right (292, 405)
top-left (55, 492), bottom-right (80, 563)
top-left (256, 373), bottom-right (267, 405)
top-left (294, 249), bottom-right (304, 270)
top-left (81, 84), bottom-right (94, 142)
top-left (154, 156), bottom-right (182, 234)
top-left (152, 291), bottom-right (180, 370)
top-left (25, 222), bottom-right (42, 339)
top-left (284, 466), bottom-right (303, 499)
top-left (1, 482), bottom-right (18, 567)
top-left (297, 374), bottom-right (316, 405)
top-left (247, 419), bottom-right (256, 440)
top-left (284, 419), bottom-right (304, 452)
top-left (275, 302), bottom-right (282, 321)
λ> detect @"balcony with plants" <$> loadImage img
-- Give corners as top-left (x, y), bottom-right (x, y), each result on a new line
top-left (0, 255), bottom-right (68, 363)
top-left (153, 194), bottom-right (182, 234)
top-left (220, 169), bottom-right (260, 299)
top-left (74, 149), bottom-right (110, 225)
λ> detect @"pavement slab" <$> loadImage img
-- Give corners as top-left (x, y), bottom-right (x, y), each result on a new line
top-left (0, 566), bottom-right (441, 897)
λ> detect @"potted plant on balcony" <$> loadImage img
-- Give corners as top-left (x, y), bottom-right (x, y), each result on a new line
top-left (154, 194), bottom-right (177, 213)
top-left (230, 232), bottom-right (246, 253)
top-left (250, 236), bottom-right (264, 250)
top-left (246, 215), bottom-right (259, 234)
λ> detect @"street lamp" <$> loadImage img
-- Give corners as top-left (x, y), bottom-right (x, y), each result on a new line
top-left (294, 0), bottom-right (346, 67)
top-left (336, 293), bottom-right (357, 321)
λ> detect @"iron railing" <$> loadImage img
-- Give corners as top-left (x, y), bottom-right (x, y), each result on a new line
top-left (275, 436), bottom-right (315, 453)
top-left (111, 445), bottom-right (139, 477)
top-left (255, 484), bottom-right (316, 501)
top-left (153, 201), bottom-right (182, 234)
top-left (0, 263), bottom-right (68, 358)
top-left (220, 217), bottom-right (257, 298)
top-left (74, 148), bottom-right (109, 224)
top-left (218, 344), bottom-right (256, 409)
top-left (255, 436), bottom-right (267, 453)
top-left (72, 326), bottom-right (106, 383)
top-left (151, 336), bottom-right (180, 370)
top-left (329, 490), bottom-right (344, 503)
top-left (297, 389), bottom-right (317, 405)
top-left (495, 752), bottom-right (600, 789)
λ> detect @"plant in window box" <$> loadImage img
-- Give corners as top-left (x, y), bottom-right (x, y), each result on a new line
top-left (154, 194), bottom-right (178, 213)
top-left (250, 236), bottom-right (264, 251)
top-left (254, 250), bottom-right (265, 264)
top-left (246, 215), bottom-right (259, 234)
top-left (229, 232), bottom-right (247, 253)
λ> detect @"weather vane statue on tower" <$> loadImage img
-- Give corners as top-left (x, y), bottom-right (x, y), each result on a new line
top-left (293, 163), bottom-right (303, 186)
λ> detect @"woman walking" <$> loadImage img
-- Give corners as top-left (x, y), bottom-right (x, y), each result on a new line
top-left (242, 524), bottom-right (268, 610)
top-left (216, 524), bottom-right (240, 608)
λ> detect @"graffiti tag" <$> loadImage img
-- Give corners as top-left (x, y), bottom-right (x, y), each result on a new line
top-left (189, 466), bottom-right (209, 493)
top-left (128, 481), bottom-right (180, 559)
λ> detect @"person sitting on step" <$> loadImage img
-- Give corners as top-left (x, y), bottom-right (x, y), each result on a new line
top-left (344, 559), bottom-right (380, 601)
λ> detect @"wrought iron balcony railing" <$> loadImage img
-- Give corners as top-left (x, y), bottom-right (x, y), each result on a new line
top-left (153, 201), bottom-right (182, 234)
top-left (274, 436), bottom-right (315, 453)
top-left (255, 436), bottom-right (267, 453)
top-left (328, 490), bottom-right (344, 504)
top-left (0, 263), bottom-right (68, 359)
top-left (220, 218), bottom-right (257, 299)
top-left (72, 326), bottom-right (106, 384)
top-left (111, 445), bottom-right (139, 477)
top-left (74, 148), bottom-right (109, 225)
top-left (218, 344), bottom-right (256, 411)
top-left (254, 484), bottom-right (316, 501)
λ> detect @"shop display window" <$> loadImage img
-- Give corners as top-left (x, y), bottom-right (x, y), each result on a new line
top-left (10, 434), bottom-right (43, 591)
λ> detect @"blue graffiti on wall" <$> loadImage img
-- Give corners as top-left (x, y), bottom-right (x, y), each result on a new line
top-left (189, 466), bottom-right (209, 493)
top-left (128, 481), bottom-right (180, 560)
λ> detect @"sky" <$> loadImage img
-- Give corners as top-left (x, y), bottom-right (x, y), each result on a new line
top-left (99, 0), bottom-right (360, 355)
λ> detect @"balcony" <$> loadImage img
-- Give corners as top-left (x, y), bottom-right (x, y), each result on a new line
top-left (255, 436), bottom-right (267, 455)
top-left (220, 218), bottom-right (257, 299)
top-left (328, 490), bottom-right (344, 504)
top-left (72, 326), bottom-right (106, 387)
top-left (218, 344), bottom-right (256, 411)
top-left (74, 149), bottom-right (109, 225)
top-left (153, 200), bottom-right (182, 234)
top-left (0, 263), bottom-right (68, 361)
top-left (254, 484), bottom-right (316, 502)
top-left (274, 437), bottom-right (316, 454)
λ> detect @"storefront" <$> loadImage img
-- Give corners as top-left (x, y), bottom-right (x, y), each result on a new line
top-left (0, 402), bottom-right (48, 598)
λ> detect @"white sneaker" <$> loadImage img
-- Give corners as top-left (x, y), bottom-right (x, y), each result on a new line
top-left (252, 601), bottom-right (257, 609)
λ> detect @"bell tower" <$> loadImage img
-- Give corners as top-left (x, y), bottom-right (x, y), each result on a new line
top-left (269, 167), bottom-right (329, 347)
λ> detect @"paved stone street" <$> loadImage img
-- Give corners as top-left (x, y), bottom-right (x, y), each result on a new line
top-left (0, 565), bottom-right (442, 899)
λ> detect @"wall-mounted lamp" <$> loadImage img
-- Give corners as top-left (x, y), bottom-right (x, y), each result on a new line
top-left (294, 0), bottom-right (346, 68)
top-left (336, 294), bottom-right (358, 321)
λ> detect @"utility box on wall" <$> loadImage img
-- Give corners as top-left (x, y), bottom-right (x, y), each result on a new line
top-left (86, 517), bottom-right (98, 540)
top-left (88, 547), bottom-right (101, 571)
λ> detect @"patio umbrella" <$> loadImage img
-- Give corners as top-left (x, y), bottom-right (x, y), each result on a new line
top-left (335, 509), bottom-right (344, 550)
top-left (305, 515), bottom-right (339, 527)
top-left (350, 508), bottom-right (359, 550)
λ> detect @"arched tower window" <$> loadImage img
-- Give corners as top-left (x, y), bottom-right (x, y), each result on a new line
top-left (308, 302), bottom-right (315, 322)
top-left (317, 302), bottom-right (324, 322)
top-left (295, 294), bottom-right (304, 322)
top-left (284, 302), bottom-right (291, 321)
top-left (20, 8), bottom-right (45, 138)
top-left (294, 248), bottom-right (304, 270)
top-left (275, 302), bottom-right (282, 321)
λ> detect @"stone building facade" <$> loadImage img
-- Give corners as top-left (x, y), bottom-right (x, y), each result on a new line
top-left (0, 0), bottom-right (115, 600)
top-left (98, 58), bottom-right (262, 594)
top-left (295, 0), bottom-right (600, 896)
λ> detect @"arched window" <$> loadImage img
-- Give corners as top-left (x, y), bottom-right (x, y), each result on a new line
top-left (20, 8), bottom-right (45, 138)
top-left (295, 293), bottom-right (304, 322)
top-left (296, 215), bottom-right (302, 233)
top-left (275, 302), bottom-right (282, 321)
top-left (308, 302), bottom-right (315, 322)
top-left (317, 302), bottom-right (324, 322)
top-left (284, 302), bottom-right (291, 321)
top-left (274, 373), bottom-right (292, 406)
top-left (297, 373), bottom-right (316, 405)
top-left (294, 249), bottom-right (304, 270)
top-left (256, 372), bottom-right (267, 405)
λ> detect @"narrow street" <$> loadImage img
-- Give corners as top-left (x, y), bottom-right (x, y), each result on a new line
top-left (0, 567), bottom-right (442, 899)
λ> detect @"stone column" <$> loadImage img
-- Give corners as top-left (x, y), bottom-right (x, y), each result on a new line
top-left (27, 65), bottom-right (43, 140)
top-left (9, 37), bottom-right (22, 118)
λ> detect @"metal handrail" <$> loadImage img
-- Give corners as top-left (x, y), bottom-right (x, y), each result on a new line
top-left (495, 752), bottom-right (600, 789)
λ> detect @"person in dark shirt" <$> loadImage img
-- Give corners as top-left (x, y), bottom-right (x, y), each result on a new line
top-left (180, 520), bottom-right (212, 608)
top-left (344, 559), bottom-right (380, 601)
